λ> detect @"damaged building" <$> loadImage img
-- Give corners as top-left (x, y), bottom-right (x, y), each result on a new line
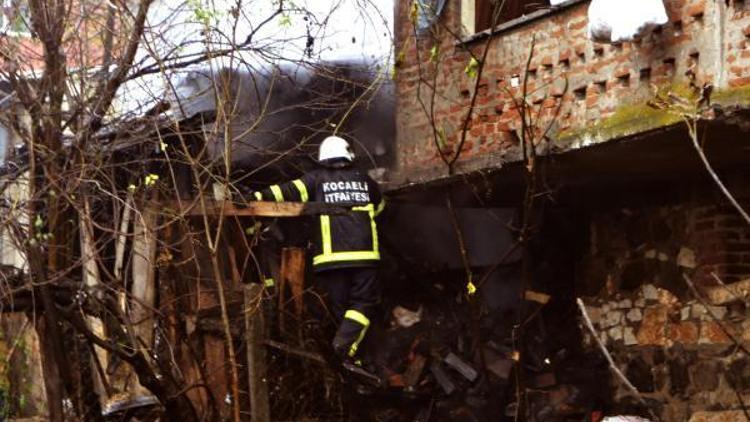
top-left (1, 0), bottom-right (750, 421)
top-left (385, 0), bottom-right (750, 420)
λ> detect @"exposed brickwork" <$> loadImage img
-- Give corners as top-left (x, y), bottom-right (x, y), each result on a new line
top-left (393, 0), bottom-right (750, 185)
top-left (579, 200), bottom-right (750, 419)
top-left (0, 3), bottom-right (113, 72)
top-left (579, 202), bottom-right (750, 294)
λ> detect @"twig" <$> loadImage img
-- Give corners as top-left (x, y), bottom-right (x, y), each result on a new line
top-left (684, 118), bottom-right (750, 226)
top-left (334, 66), bottom-right (385, 136)
top-left (576, 298), bottom-right (660, 421)
top-left (445, 196), bottom-right (473, 295)
top-left (265, 339), bottom-right (326, 364)
top-left (448, 8), bottom-right (499, 174)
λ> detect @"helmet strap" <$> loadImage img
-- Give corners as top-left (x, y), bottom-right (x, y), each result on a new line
top-left (320, 158), bottom-right (352, 168)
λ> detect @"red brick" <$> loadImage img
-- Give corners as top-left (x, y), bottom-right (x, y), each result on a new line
top-left (392, 0), bottom-right (750, 183)
top-left (729, 65), bottom-right (745, 76)
top-left (669, 321), bottom-right (699, 344)
top-left (569, 19), bottom-right (587, 31)
top-left (699, 321), bottom-right (732, 344)
top-left (614, 68), bottom-right (631, 79)
top-left (636, 306), bottom-right (669, 346)
top-left (543, 98), bottom-right (558, 109)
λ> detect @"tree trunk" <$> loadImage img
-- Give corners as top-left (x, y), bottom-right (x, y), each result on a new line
top-left (35, 318), bottom-right (65, 422)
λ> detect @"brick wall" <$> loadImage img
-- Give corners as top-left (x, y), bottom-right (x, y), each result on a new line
top-left (578, 201), bottom-right (750, 420)
top-left (393, 0), bottom-right (750, 185)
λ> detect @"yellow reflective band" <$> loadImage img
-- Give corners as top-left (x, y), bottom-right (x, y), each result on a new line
top-left (270, 185), bottom-right (284, 202)
top-left (349, 332), bottom-right (366, 357)
top-left (344, 309), bottom-right (370, 327)
top-left (466, 280), bottom-right (477, 296)
top-left (370, 209), bottom-right (379, 253)
top-left (314, 204), bottom-right (380, 267)
top-left (375, 200), bottom-right (386, 216)
top-left (253, 191), bottom-right (263, 201)
top-left (352, 204), bottom-right (374, 212)
top-left (320, 215), bottom-right (332, 255)
top-left (344, 309), bottom-right (370, 358)
top-left (313, 250), bottom-right (380, 266)
top-left (292, 179), bottom-right (309, 202)
top-left (352, 204), bottom-right (379, 258)
top-left (264, 278), bottom-right (275, 287)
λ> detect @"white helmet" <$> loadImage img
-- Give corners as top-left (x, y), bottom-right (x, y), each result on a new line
top-left (318, 135), bottom-right (354, 162)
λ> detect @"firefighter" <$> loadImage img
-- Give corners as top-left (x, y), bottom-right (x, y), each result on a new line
top-left (248, 135), bottom-right (385, 373)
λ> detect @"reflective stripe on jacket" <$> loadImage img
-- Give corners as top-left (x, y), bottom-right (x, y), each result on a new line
top-left (256, 166), bottom-right (384, 272)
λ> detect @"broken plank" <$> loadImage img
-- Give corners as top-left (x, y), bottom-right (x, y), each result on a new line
top-left (483, 346), bottom-right (513, 380)
top-left (444, 352), bottom-right (478, 382)
top-left (403, 355), bottom-right (427, 387)
top-left (524, 290), bottom-right (551, 304)
top-left (430, 363), bottom-right (456, 395)
top-left (167, 199), bottom-right (349, 217)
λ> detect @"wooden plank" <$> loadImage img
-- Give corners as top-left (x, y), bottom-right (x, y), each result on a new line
top-left (131, 206), bottom-right (158, 349)
top-left (79, 199), bottom-right (109, 399)
top-left (167, 199), bottom-right (348, 217)
top-left (245, 284), bottom-right (271, 422)
top-left (524, 290), bottom-right (551, 304)
top-left (204, 334), bottom-right (229, 418)
top-left (126, 204), bottom-right (159, 401)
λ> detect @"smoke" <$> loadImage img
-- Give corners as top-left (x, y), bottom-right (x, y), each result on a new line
top-left (111, 1), bottom-right (395, 180)
top-left (161, 60), bottom-right (393, 178)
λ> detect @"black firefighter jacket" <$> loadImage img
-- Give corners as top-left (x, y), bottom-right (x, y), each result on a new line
top-left (253, 166), bottom-right (385, 272)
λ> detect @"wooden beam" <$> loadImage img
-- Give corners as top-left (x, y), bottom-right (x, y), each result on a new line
top-left (167, 200), bottom-right (348, 217)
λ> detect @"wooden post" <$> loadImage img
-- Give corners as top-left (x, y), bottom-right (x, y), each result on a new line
top-left (112, 203), bottom-right (158, 406)
top-left (244, 283), bottom-right (270, 422)
top-left (79, 198), bottom-right (110, 399)
top-left (131, 205), bottom-right (157, 351)
top-left (280, 248), bottom-right (306, 320)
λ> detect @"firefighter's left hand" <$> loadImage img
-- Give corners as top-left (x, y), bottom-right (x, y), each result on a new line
top-left (235, 189), bottom-right (258, 209)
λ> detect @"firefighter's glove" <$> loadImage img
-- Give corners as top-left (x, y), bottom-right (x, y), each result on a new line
top-left (244, 221), bottom-right (263, 236)
top-left (235, 188), bottom-right (262, 209)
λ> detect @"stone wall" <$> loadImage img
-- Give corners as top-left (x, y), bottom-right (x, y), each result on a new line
top-left (578, 200), bottom-right (750, 420)
top-left (393, 0), bottom-right (750, 186)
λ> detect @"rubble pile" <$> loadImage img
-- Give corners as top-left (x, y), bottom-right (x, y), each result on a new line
top-left (342, 276), bottom-right (616, 421)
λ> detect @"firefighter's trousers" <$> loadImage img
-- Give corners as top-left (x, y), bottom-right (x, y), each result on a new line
top-left (317, 267), bottom-right (380, 360)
